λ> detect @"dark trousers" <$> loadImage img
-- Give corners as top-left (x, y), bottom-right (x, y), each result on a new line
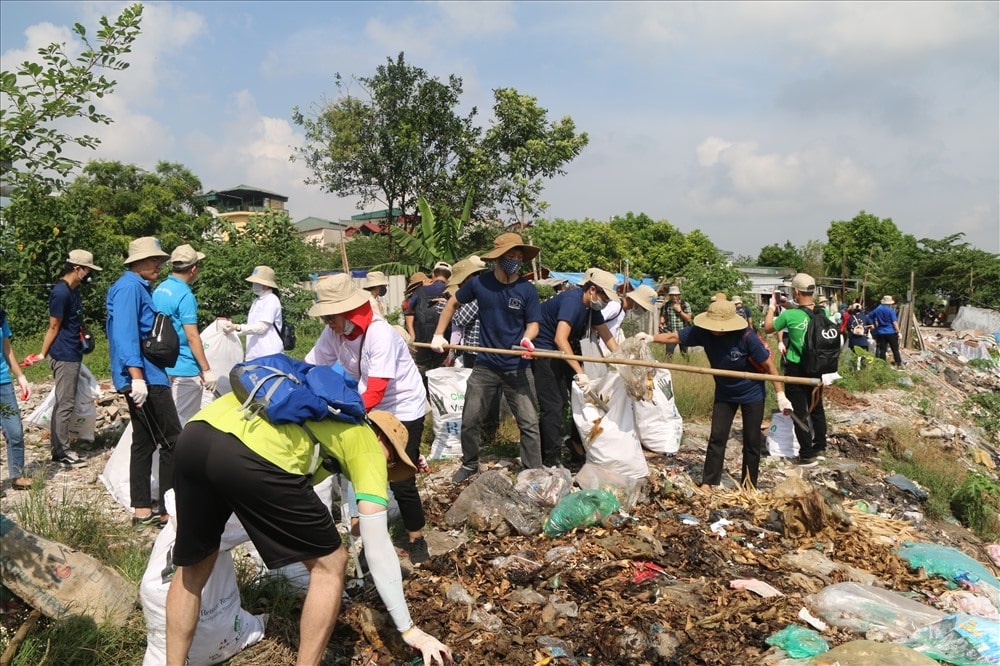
top-left (127, 384), bottom-right (182, 512)
top-left (533, 357), bottom-right (574, 467)
top-left (874, 332), bottom-right (902, 365)
top-left (783, 362), bottom-right (826, 459)
top-left (389, 417), bottom-right (426, 533)
top-left (704, 400), bottom-right (765, 488)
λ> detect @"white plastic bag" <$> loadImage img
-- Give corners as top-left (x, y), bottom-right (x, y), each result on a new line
top-left (426, 367), bottom-right (472, 460)
top-left (766, 412), bottom-right (809, 458)
top-left (201, 319), bottom-right (245, 395)
top-left (632, 368), bottom-right (683, 454)
top-left (571, 372), bottom-right (648, 479)
top-left (806, 581), bottom-right (945, 641)
top-left (99, 421), bottom-right (160, 511)
top-left (24, 363), bottom-right (100, 441)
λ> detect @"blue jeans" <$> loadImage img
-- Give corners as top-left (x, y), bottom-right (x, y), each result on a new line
top-left (1, 382), bottom-right (26, 479)
top-left (460, 365), bottom-right (542, 470)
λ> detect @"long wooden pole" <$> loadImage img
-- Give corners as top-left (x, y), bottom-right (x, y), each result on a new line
top-left (413, 342), bottom-right (821, 386)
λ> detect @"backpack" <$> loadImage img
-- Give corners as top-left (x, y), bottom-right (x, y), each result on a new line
top-left (742, 329), bottom-right (773, 374)
top-left (797, 305), bottom-right (842, 376)
top-left (142, 313), bottom-right (180, 369)
top-left (273, 320), bottom-right (296, 351)
top-left (411, 286), bottom-right (449, 344)
top-left (229, 353), bottom-right (365, 426)
top-left (849, 314), bottom-right (866, 337)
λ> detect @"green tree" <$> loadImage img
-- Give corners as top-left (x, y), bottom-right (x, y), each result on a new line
top-left (0, 4), bottom-right (143, 194)
top-left (293, 52), bottom-right (479, 258)
top-left (531, 218), bottom-right (621, 272)
top-left (757, 241), bottom-right (803, 270)
top-left (823, 211), bottom-right (903, 279)
top-left (677, 257), bottom-right (752, 314)
top-left (609, 213), bottom-right (686, 278)
top-left (478, 88), bottom-right (589, 226)
top-left (378, 194), bottom-right (470, 276)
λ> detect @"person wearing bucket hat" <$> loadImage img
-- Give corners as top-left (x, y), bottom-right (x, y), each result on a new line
top-left (431, 231), bottom-right (543, 482)
top-left (363, 271), bottom-right (390, 316)
top-left (732, 295), bottom-right (754, 328)
top-left (405, 261), bottom-right (453, 381)
top-left (868, 294), bottom-right (902, 366)
top-left (532, 268), bottom-right (621, 466)
top-left (658, 284), bottom-right (693, 359)
top-left (446, 256), bottom-right (490, 363)
top-left (25, 248), bottom-right (103, 468)
top-left (650, 298), bottom-right (788, 491)
top-left (220, 266), bottom-right (284, 361)
top-left (167, 396), bottom-right (452, 665)
top-left (305, 274), bottom-right (432, 564)
top-left (153, 244), bottom-right (216, 424)
top-left (106, 236), bottom-right (182, 526)
top-left (598, 283), bottom-right (660, 355)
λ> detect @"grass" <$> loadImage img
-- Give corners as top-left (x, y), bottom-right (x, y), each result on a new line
top-left (950, 474), bottom-right (1000, 542)
top-left (960, 390), bottom-right (1000, 445)
top-left (833, 347), bottom-right (905, 393)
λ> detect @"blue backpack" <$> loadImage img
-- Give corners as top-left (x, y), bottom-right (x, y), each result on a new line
top-left (229, 353), bottom-right (366, 425)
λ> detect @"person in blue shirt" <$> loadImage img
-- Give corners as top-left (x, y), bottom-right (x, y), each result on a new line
top-left (648, 297), bottom-right (789, 491)
top-left (532, 268), bottom-right (620, 467)
top-left (1, 307), bottom-right (33, 490)
top-left (868, 295), bottom-right (903, 366)
top-left (153, 244), bottom-right (216, 425)
top-left (431, 233), bottom-right (543, 483)
top-left (106, 237), bottom-right (183, 527)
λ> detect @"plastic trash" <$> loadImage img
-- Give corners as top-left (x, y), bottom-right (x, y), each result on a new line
top-left (544, 545), bottom-right (578, 563)
top-left (536, 635), bottom-right (578, 664)
top-left (809, 639), bottom-right (938, 665)
top-left (574, 462), bottom-right (644, 509)
top-left (896, 542), bottom-right (1000, 588)
top-left (443, 469), bottom-right (548, 535)
top-left (730, 579), bottom-right (783, 598)
top-left (445, 581), bottom-right (474, 606)
top-left (885, 473), bottom-right (929, 500)
top-left (543, 489), bottom-right (621, 538)
top-left (805, 581), bottom-right (945, 641)
top-left (764, 624), bottom-right (828, 658)
top-left (903, 613), bottom-right (1000, 665)
top-left (514, 467), bottom-right (573, 507)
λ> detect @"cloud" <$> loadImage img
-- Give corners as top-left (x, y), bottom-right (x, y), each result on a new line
top-left (0, 22), bottom-right (77, 67)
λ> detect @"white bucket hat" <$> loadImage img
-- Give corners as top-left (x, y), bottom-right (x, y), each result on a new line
top-left (123, 237), bottom-right (169, 265)
top-left (667, 285), bottom-right (681, 296)
top-left (881, 295), bottom-right (895, 305)
top-left (308, 274), bottom-right (370, 317)
top-left (625, 284), bottom-right (658, 313)
top-left (67, 249), bottom-right (101, 271)
top-left (245, 265), bottom-right (278, 288)
top-left (579, 268), bottom-right (620, 303)
top-left (364, 271), bottom-right (389, 288)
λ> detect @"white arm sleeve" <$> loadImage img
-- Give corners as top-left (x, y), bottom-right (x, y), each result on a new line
top-left (240, 321), bottom-right (270, 336)
top-left (358, 511), bottom-right (413, 632)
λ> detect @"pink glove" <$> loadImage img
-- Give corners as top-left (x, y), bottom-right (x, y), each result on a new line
top-left (519, 337), bottom-right (535, 359)
top-left (17, 375), bottom-right (30, 401)
top-left (20, 353), bottom-right (44, 368)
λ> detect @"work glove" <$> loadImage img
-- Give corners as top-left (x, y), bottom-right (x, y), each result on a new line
top-left (402, 625), bottom-right (453, 665)
top-left (129, 379), bottom-right (148, 408)
top-left (218, 320), bottom-right (235, 335)
top-left (635, 332), bottom-right (653, 343)
top-left (20, 353), bottom-right (44, 368)
top-left (778, 341), bottom-right (787, 357)
top-left (202, 369), bottom-right (217, 393)
top-left (519, 337), bottom-right (535, 359)
top-left (573, 373), bottom-right (591, 393)
top-left (417, 454), bottom-right (430, 473)
top-left (776, 391), bottom-right (792, 415)
top-left (17, 375), bottom-right (30, 401)
top-left (430, 334), bottom-right (448, 353)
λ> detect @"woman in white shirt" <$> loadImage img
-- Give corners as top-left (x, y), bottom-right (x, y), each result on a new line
top-left (222, 265), bottom-right (284, 361)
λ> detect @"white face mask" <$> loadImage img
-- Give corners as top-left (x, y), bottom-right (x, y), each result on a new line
top-left (343, 319), bottom-right (356, 336)
top-left (252, 284), bottom-right (266, 296)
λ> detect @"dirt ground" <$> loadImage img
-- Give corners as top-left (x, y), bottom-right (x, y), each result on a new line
top-left (2, 326), bottom-right (999, 665)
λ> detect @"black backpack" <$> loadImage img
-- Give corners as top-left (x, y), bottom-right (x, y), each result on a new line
top-left (797, 305), bottom-right (841, 376)
top-left (273, 320), bottom-right (296, 351)
top-left (411, 287), bottom-right (449, 344)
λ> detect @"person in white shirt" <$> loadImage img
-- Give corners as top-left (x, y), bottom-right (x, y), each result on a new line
top-left (222, 266), bottom-right (284, 361)
top-left (304, 274), bottom-right (432, 565)
top-left (363, 271), bottom-right (390, 317)
top-left (598, 283), bottom-right (659, 354)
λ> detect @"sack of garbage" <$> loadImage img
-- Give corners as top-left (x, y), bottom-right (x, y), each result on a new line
top-left (513, 467), bottom-right (573, 508)
top-left (444, 470), bottom-right (547, 536)
top-left (903, 613), bottom-right (1000, 666)
top-left (574, 462), bottom-right (644, 510)
top-left (543, 489), bottom-right (621, 538)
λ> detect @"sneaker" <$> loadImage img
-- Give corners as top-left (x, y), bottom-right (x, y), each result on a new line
top-left (53, 452), bottom-right (85, 467)
top-left (797, 457), bottom-right (819, 468)
top-left (131, 513), bottom-right (161, 527)
top-left (408, 537), bottom-right (430, 565)
top-left (451, 465), bottom-right (477, 484)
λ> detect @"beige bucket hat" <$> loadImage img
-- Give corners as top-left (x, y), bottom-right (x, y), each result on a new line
top-left (579, 268), bottom-right (620, 302)
top-left (791, 273), bottom-right (815, 293)
top-left (170, 244), bottom-right (205, 268)
top-left (481, 232), bottom-right (540, 260)
top-left (881, 295), bottom-right (895, 305)
top-left (447, 256), bottom-right (488, 290)
top-left (405, 271), bottom-right (428, 296)
top-left (693, 299), bottom-right (749, 332)
top-left (245, 265), bottom-right (278, 288)
top-left (625, 284), bottom-right (658, 313)
top-left (123, 237), bottom-right (169, 265)
top-left (67, 249), bottom-right (102, 271)
top-left (367, 411), bottom-right (417, 482)
top-left (667, 285), bottom-right (681, 296)
top-left (308, 274), bottom-right (370, 317)
top-left (364, 271), bottom-right (389, 288)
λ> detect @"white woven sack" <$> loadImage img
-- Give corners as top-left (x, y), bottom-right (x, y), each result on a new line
top-left (426, 366), bottom-right (471, 460)
top-left (201, 319), bottom-right (245, 395)
top-left (571, 372), bottom-right (648, 479)
top-left (631, 367), bottom-right (683, 454)
top-left (766, 412), bottom-right (809, 458)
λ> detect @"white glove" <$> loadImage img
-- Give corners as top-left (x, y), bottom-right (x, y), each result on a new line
top-left (573, 373), bottom-right (591, 393)
top-left (402, 625), bottom-right (453, 665)
top-left (218, 320), bottom-right (235, 335)
top-left (430, 334), bottom-right (448, 353)
top-left (776, 391), bottom-right (792, 415)
top-left (635, 332), bottom-right (653, 343)
top-left (202, 369), bottom-right (217, 393)
top-left (778, 341), bottom-right (787, 356)
top-left (17, 375), bottom-right (30, 401)
top-left (130, 378), bottom-right (148, 407)
top-left (519, 337), bottom-right (535, 358)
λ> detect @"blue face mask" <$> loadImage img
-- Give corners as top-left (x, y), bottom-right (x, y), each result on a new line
top-left (498, 257), bottom-right (522, 275)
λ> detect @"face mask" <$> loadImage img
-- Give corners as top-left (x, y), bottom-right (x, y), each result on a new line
top-left (82, 273), bottom-right (93, 285)
top-left (590, 297), bottom-right (607, 311)
top-left (343, 319), bottom-right (356, 336)
top-left (498, 257), bottom-right (522, 275)
top-left (252, 284), bottom-right (266, 296)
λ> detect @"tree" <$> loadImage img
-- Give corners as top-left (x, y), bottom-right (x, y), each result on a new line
top-left (823, 211), bottom-right (903, 279)
top-left (378, 194), bottom-right (470, 276)
top-left (757, 241), bottom-right (803, 270)
top-left (293, 52), bottom-right (479, 258)
top-left (0, 4), bottom-right (143, 194)
top-left (478, 88), bottom-right (589, 227)
top-left (677, 257), bottom-right (752, 315)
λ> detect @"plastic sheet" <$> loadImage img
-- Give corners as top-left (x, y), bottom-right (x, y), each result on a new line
top-left (443, 469), bottom-right (547, 536)
top-left (764, 624), bottom-right (828, 658)
top-left (513, 467), bottom-right (573, 507)
top-left (809, 639), bottom-right (938, 665)
top-left (805, 582), bottom-right (945, 641)
top-left (903, 613), bottom-right (1000, 665)
top-left (574, 462), bottom-right (644, 509)
top-left (896, 542), bottom-right (1000, 588)
top-left (543, 489), bottom-right (621, 538)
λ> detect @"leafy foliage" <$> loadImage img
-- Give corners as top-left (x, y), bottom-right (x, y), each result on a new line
top-left (0, 4), bottom-right (143, 194)
top-left (757, 241), bottom-right (804, 270)
top-left (674, 256), bottom-right (750, 314)
top-left (379, 194), bottom-right (469, 276)
top-left (950, 473), bottom-right (1000, 541)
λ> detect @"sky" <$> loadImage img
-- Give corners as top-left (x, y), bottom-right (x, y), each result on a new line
top-left (2, 1), bottom-right (998, 257)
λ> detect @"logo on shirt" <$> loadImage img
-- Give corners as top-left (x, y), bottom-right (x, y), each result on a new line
top-left (507, 297), bottom-right (523, 310)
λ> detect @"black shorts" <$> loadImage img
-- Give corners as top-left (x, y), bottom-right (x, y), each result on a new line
top-left (171, 421), bottom-right (341, 569)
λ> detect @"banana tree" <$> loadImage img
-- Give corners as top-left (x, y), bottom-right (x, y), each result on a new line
top-left (377, 193), bottom-right (471, 276)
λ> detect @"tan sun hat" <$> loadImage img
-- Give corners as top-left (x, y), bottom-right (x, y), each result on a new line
top-left (448, 256), bottom-right (488, 290)
top-left (693, 299), bottom-right (748, 332)
top-left (481, 232), bottom-right (540, 261)
top-left (308, 273), bottom-right (370, 317)
top-left (364, 271), bottom-right (389, 288)
top-left (710, 292), bottom-right (727, 303)
top-left (405, 271), bottom-right (428, 295)
top-left (245, 265), bottom-right (278, 288)
top-left (170, 244), bottom-right (205, 268)
top-left (881, 295), bottom-right (895, 305)
top-left (67, 249), bottom-right (102, 271)
top-left (367, 411), bottom-right (417, 482)
top-left (667, 285), bottom-right (681, 296)
top-left (625, 284), bottom-right (658, 313)
top-left (123, 237), bottom-right (169, 265)
top-left (579, 268), bottom-right (620, 302)
top-left (790, 273), bottom-right (815, 293)
top-left (732, 295), bottom-right (743, 305)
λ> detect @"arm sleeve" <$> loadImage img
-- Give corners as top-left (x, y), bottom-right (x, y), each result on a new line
top-left (358, 511), bottom-right (413, 632)
top-left (240, 321), bottom-right (270, 336)
top-left (362, 376), bottom-right (389, 411)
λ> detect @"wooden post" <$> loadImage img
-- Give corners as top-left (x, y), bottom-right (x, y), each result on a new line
top-left (340, 238), bottom-right (350, 273)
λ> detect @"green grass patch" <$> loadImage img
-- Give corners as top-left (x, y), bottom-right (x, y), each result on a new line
top-left (950, 474), bottom-right (1000, 542)
top-left (878, 422), bottom-right (969, 521)
top-left (834, 348), bottom-right (904, 393)
top-left (960, 391), bottom-right (1000, 445)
